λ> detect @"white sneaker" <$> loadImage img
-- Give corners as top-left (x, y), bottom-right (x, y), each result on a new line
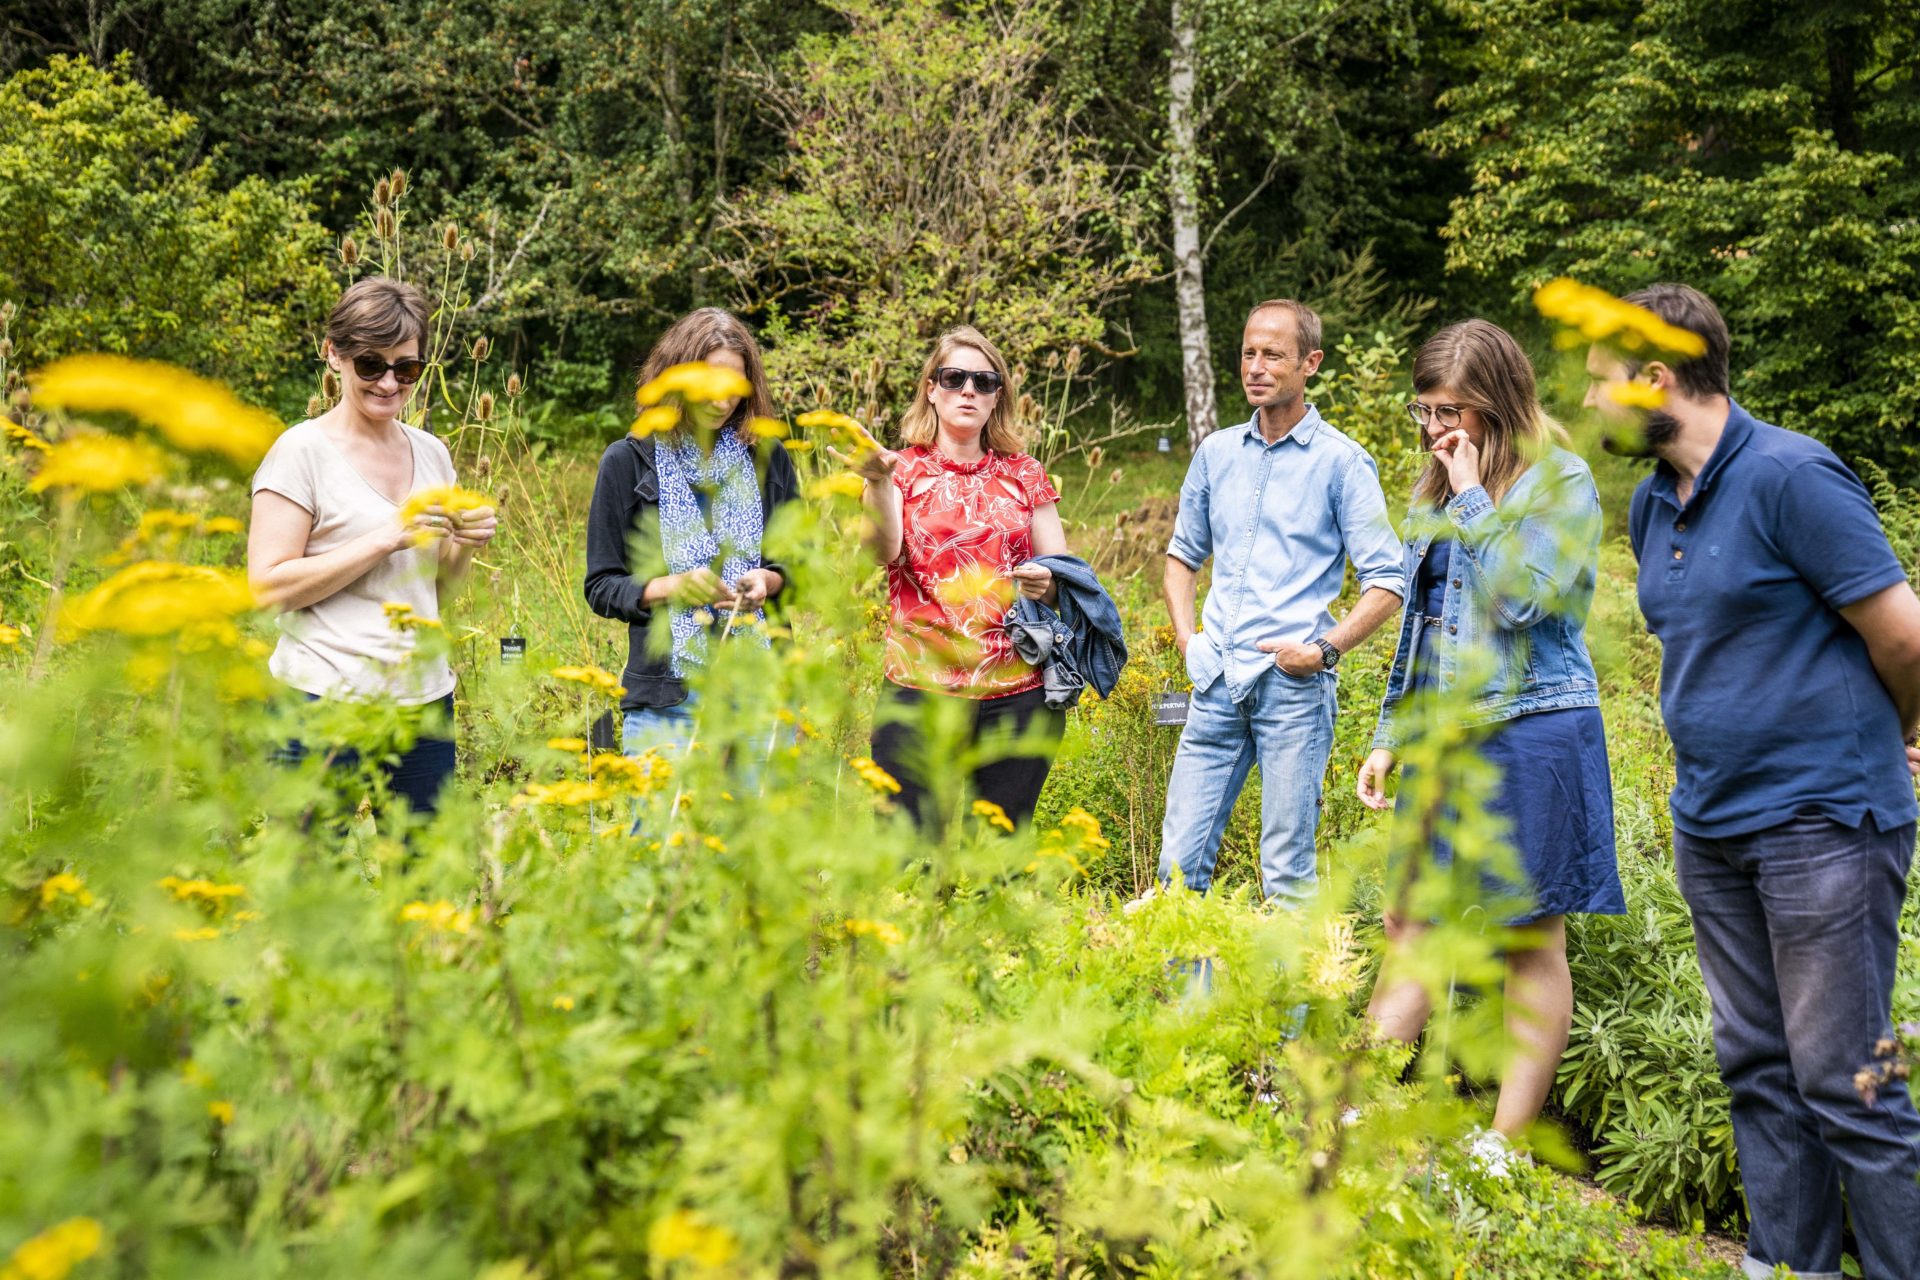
top-left (1464, 1127), bottom-right (1516, 1179)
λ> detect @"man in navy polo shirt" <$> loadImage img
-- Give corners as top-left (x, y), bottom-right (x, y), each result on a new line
top-left (1591, 283), bottom-right (1920, 1280)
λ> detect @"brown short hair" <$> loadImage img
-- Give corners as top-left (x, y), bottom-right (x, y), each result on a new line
top-left (1622, 283), bottom-right (1731, 399)
top-left (637, 308), bottom-right (776, 443)
top-left (897, 325), bottom-right (1027, 455)
top-left (1245, 299), bottom-right (1323, 356)
top-left (327, 277), bottom-right (429, 356)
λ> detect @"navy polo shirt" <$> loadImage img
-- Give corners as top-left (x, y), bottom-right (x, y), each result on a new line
top-left (1629, 401), bottom-right (1915, 838)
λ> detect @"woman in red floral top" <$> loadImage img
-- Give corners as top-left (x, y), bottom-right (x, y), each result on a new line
top-left (848, 325), bottom-right (1070, 830)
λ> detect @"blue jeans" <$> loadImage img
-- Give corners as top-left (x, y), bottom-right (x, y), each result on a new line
top-left (622, 698), bottom-right (699, 759)
top-left (1159, 667), bottom-right (1337, 907)
top-left (1674, 815), bottom-right (1920, 1280)
top-left (277, 693), bottom-right (457, 820)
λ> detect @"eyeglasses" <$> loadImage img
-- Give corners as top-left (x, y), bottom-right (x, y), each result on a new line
top-left (933, 367), bottom-right (1005, 395)
top-left (349, 353), bottom-right (427, 385)
top-left (1404, 402), bottom-right (1481, 430)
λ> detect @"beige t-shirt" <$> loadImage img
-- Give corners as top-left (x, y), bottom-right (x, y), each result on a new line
top-left (250, 420), bottom-right (458, 705)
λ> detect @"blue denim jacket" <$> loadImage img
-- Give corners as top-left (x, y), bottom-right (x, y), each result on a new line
top-left (1372, 446), bottom-right (1601, 749)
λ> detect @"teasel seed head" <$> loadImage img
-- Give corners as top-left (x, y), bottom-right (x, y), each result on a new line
top-left (10, 387), bottom-right (30, 412)
top-left (1086, 445), bottom-right (1103, 469)
top-left (1044, 349), bottom-right (1060, 371)
top-left (459, 240), bottom-right (475, 263)
top-left (475, 392), bottom-right (495, 422)
top-left (306, 394), bottom-right (324, 417)
top-left (389, 169), bottom-right (407, 197)
top-left (475, 453), bottom-right (493, 478)
top-left (373, 177), bottom-right (392, 207)
top-left (374, 209), bottom-right (396, 241)
top-left (321, 369), bottom-right (341, 400)
top-left (0, 339), bottom-right (12, 360)
top-left (443, 223), bottom-right (459, 251)
top-left (1109, 467), bottom-right (1124, 485)
top-left (339, 234), bottom-right (360, 265)
top-left (0, 301), bottom-right (14, 324)
top-left (1064, 346), bottom-right (1083, 374)
top-left (470, 336), bottom-right (490, 362)
top-left (1017, 393), bottom-right (1039, 425)
top-left (506, 373), bottom-right (523, 397)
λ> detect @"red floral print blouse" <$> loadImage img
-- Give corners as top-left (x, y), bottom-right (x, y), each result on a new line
top-left (884, 446), bottom-right (1060, 698)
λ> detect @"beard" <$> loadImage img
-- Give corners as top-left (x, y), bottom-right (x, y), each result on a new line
top-left (1601, 408), bottom-right (1681, 458)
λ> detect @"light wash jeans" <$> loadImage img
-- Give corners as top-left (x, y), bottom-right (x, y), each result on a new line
top-left (622, 696), bottom-right (700, 760)
top-left (1159, 666), bottom-right (1338, 908)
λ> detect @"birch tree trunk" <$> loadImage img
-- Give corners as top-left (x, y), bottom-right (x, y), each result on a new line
top-left (1168, 0), bottom-right (1218, 449)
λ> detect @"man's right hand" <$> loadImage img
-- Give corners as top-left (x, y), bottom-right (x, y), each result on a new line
top-left (1175, 633), bottom-right (1191, 658)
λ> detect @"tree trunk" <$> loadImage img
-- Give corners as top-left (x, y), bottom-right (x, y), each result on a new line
top-left (1168, 0), bottom-right (1217, 449)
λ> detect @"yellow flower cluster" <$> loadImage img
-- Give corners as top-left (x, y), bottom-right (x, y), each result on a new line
top-left (38, 872), bottom-right (93, 908)
top-left (111, 510), bottom-right (244, 562)
top-left (550, 665), bottom-right (626, 698)
top-left (545, 736), bottom-right (588, 753)
top-left (0, 623), bottom-right (19, 647)
top-left (647, 1209), bottom-right (739, 1269)
top-left (28, 434), bottom-right (169, 494)
top-left (381, 601), bottom-right (442, 631)
top-left (636, 362), bottom-right (752, 409)
top-left (2, 418), bottom-right (50, 452)
top-left (1, 1216), bottom-right (105, 1280)
top-left (511, 780), bottom-right (615, 807)
top-left (805, 472), bottom-right (865, 501)
top-left (934, 563), bottom-right (1012, 610)
top-left (207, 1099), bottom-right (235, 1126)
top-left (551, 994), bottom-right (575, 1011)
top-left (748, 416), bottom-right (788, 439)
top-left (971, 798), bottom-right (1014, 834)
top-left (1058, 807), bottom-right (1110, 851)
top-left (629, 405), bottom-right (680, 438)
top-left (59, 562), bottom-right (253, 640)
top-left (396, 485), bottom-right (491, 526)
top-left (398, 900), bottom-right (475, 934)
top-left (843, 918), bottom-right (905, 946)
top-left (794, 408), bottom-right (883, 455)
top-left (173, 927), bottom-right (222, 942)
top-left (1532, 278), bottom-right (1708, 357)
top-left (588, 750), bottom-right (672, 794)
top-left (158, 876), bottom-right (246, 912)
top-left (849, 756), bottom-right (901, 795)
top-left (34, 355), bottom-right (284, 466)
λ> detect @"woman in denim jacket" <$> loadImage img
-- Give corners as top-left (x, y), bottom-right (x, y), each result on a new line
top-left (1356, 319), bottom-right (1625, 1157)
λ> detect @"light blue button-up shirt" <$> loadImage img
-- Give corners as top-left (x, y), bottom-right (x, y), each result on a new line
top-left (1168, 407), bottom-right (1405, 701)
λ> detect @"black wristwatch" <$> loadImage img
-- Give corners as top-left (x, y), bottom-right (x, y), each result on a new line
top-left (1311, 637), bottom-right (1341, 670)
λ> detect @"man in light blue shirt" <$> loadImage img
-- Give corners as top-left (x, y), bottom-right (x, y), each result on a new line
top-left (1161, 299), bottom-right (1405, 906)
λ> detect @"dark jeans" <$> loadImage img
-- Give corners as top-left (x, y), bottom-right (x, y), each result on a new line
top-left (869, 682), bottom-right (1063, 831)
top-left (278, 694), bottom-right (458, 820)
top-left (1674, 815), bottom-right (1920, 1280)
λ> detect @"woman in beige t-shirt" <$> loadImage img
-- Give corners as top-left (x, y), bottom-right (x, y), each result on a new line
top-left (248, 277), bottom-right (498, 819)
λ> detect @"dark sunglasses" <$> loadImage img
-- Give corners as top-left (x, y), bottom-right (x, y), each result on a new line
top-left (933, 367), bottom-right (1004, 395)
top-left (349, 353), bottom-right (427, 385)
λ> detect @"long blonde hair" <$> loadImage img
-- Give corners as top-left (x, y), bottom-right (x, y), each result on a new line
top-left (896, 325), bottom-right (1028, 454)
top-left (1411, 319), bottom-right (1566, 507)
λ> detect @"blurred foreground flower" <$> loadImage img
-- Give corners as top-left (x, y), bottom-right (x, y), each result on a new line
top-left (34, 355), bottom-right (283, 466)
top-left (396, 485), bottom-right (491, 526)
top-left (971, 798), bottom-right (1014, 834)
top-left (0, 623), bottom-right (21, 647)
top-left (38, 872), bottom-right (93, 908)
top-left (1605, 381), bottom-right (1668, 410)
top-left (648, 1209), bottom-right (739, 1269)
top-left (844, 918), bottom-right (904, 946)
top-left (28, 434), bottom-right (168, 494)
top-left (2, 1216), bottom-right (105, 1280)
top-left (629, 406), bottom-right (679, 438)
top-left (636, 362), bottom-right (751, 408)
top-left (511, 780), bottom-right (615, 807)
top-left (806, 472), bottom-right (865, 501)
top-left (399, 900), bottom-right (475, 934)
top-left (550, 665), bottom-right (626, 698)
top-left (2, 418), bottom-right (49, 452)
top-left (1532, 278), bottom-right (1708, 357)
top-left (60, 562), bottom-right (252, 640)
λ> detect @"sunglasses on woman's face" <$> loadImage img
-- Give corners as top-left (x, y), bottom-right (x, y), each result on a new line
top-left (349, 353), bottom-right (427, 385)
top-left (933, 367), bottom-right (1004, 395)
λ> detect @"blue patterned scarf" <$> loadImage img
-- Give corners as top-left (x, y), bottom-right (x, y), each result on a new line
top-left (653, 430), bottom-right (768, 676)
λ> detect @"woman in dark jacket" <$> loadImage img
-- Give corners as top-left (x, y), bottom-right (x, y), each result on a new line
top-left (583, 308), bottom-right (797, 759)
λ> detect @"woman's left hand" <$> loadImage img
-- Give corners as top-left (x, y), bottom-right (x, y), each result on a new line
top-left (1432, 429), bottom-right (1482, 495)
top-left (733, 567), bottom-right (784, 605)
top-left (1009, 562), bottom-right (1054, 602)
top-left (451, 505), bottom-right (498, 547)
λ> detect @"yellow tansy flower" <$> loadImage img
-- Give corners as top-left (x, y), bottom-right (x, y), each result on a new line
top-left (33, 354), bottom-right (284, 466)
top-left (843, 918), bottom-right (905, 946)
top-left (207, 1100), bottom-right (235, 1125)
top-left (59, 562), bottom-right (252, 639)
top-left (635, 361), bottom-right (751, 408)
top-left (1, 1216), bottom-right (105, 1280)
top-left (550, 665), bottom-right (626, 698)
top-left (38, 873), bottom-right (93, 908)
top-left (648, 1209), bottom-right (739, 1268)
top-left (28, 434), bottom-right (169, 494)
top-left (629, 405), bottom-right (680, 438)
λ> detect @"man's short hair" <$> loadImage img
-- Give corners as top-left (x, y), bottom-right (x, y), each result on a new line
top-left (1245, 299), bottom-right (1322, 356)
top-left (1623, 283), bottom-right (1731, 399)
